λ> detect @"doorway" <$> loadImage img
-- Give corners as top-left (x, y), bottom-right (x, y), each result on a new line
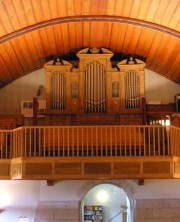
top-left (81, 183), bottom-right (133, 222)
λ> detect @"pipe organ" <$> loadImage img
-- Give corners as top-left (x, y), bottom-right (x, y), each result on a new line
top-left (44, 48), bottom-right (145, 125)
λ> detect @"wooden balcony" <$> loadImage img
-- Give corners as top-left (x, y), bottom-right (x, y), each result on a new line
top-left (0, 125), bottom-right (180, 180)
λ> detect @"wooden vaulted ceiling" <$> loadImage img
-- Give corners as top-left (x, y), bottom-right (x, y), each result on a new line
top-left (0, 0), bottom-right (179, 88)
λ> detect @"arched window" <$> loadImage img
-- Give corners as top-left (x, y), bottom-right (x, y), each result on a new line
top-left (71, 81), bottom-right (79, 98)
top-left (51, 71), bottom-right (66, 109)
top-left (125, 70), bottom-right (140, 109)
top-left (85, 61), bottom-right (106, 113)
top-left (112, 81), bottom-right (119, 97)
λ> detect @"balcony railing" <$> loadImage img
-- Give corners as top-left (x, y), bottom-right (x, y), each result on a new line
top-left (0, 125), bottom-right (179, 159)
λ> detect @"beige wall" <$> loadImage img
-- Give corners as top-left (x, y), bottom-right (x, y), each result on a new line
top-left (0, 68), bottom-right (179, 115)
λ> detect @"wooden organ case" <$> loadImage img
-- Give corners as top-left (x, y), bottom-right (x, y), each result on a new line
top-left (44, 48), bottom-right (145, 125)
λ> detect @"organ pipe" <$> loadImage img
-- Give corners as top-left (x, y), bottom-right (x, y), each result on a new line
top-left (85, 61), bottom-right (106, 112)
top-left (51, 71), bottom-right (66, 109)
top-left (125, 70), bottom-right (140, 109)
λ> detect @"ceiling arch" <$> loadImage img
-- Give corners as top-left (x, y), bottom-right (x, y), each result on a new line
top-left (0, 0), bottom-right (179, 88)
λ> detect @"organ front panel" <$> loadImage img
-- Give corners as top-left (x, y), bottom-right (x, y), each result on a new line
top-left (44, 48), bottom-right (146, 125)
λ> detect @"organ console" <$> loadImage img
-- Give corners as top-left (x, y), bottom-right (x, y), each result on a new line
top-left (44, 48), bottom-right (146, 125)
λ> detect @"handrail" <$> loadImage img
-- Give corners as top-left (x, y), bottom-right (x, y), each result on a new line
top-left (0, 125), bottom-right (179, 159)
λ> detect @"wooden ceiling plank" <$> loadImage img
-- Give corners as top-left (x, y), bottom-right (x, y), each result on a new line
top-left (31, 30), bottom-right (46, 64)
top-left (38, 28), bottom-right (52, 58)
top-left (75, 22), bottom-right (83, 50)
top-left (48, 0), bottom-right (60, 19)
top-left (106, 0), bottom-right (117, 15)
top-left (136, 0), bottom-right (152, 20)
top-left (82, 0), bottom-right (92, 15)
top-left (168, 2), bottom-right (180, 31)
top-left (157, 37), bottom-right (179, 74)
top-left (97, 0), bottom-right (108, 15)
top-left (166, 53), bottom-right (180, 78)
top-left (56, 0), bottom-right (68, 17)
top-left (66, 0), bottom-right (75, 16)
top-left (114, 23), bottom-right (127, 53)
top-left (68, 22), bottom-right (76, 49)
top-left (0, 1), bottom-right (14, 34)
top-left (52, 24), bottom-right (65, 55)
top-left (3, 41), bottom-right (25, 74)
top-left (11, 0), bottom-right (29, 27)
top-left (126, 25), bottom-right (142, 54)
top-left (89, 21), bottom-right (99, 47)
top-left (74, 0), bottom-right (83, 16)
top-left (129, 0), bottom-right (142, 19)
top-left (152, 0), bottom-right (171, 25)
top-left (0, 44), bottom-right (16, 79)
top-left (95, 21), bottom-right (106, 48)
top-left (18, 35), bottom-right (36, 70)
top-left (82, 21), bottom-right (90, 47)
top-left (45, 26), bottom-right (58, 56)
top-left (109, 23), bottom-right (123, 52)
top-left (102, 22), bottom-right (112, 48)
top-left (161, 0), bottom-right (179, 30)
top-left (121, 0), bottom-right (134, 17)
top-left (91, 0), bottom-right (101, 15)
top-left (61, 23), bottom-right (71, 54)
top-left (40, 0), bottom-right (51, 20)
top-left (135, 27), bottom-right (156, 58)
top-left (31, 0), bottom-right (44, 23)
top-left (24, 33), bottom-right (42, 68)
top-left (145, 0), bottom-right (161, 22)
top-left (122, 24), bottom-right (136, 53)
top-left (21, 0), bottom-right (36, 25)
top-left (2, 0), bottom-right (21, 31)
top-left (0, 52), bottom-right (14, 82)
top-left (114, 0), bottom-right (124, 16)
top-left (145, 31), bottom-right (163, 68)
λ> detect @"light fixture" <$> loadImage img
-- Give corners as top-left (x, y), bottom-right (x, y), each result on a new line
top-left (96, 190), bottom-right (109, 203)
